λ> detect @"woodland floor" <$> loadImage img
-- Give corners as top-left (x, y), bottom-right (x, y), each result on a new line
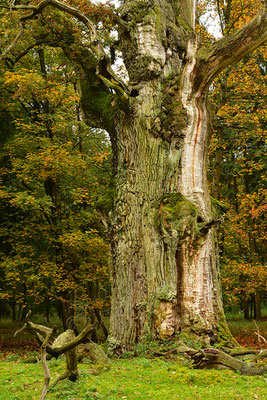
top-left (0, 315), bottom-right (266, 399)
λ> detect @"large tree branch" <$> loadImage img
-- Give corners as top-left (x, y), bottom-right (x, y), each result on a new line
top-left (0, 0), bottom-right (99, 62)
top-left (0, 0), bottom-right (129, 132)
top-left (194, 1), bottom-right (267, 95)
top-left (14, 311), bottom-right (55, 337)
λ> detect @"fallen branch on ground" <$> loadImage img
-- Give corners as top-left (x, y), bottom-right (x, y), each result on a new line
top-left (178, 347), bottom-right (267, 375)
top-left (15, 312), bottom-right (110, 400)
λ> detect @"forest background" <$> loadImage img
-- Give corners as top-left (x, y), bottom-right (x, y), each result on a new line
top-left (0, 0), bottom-right (266, 335)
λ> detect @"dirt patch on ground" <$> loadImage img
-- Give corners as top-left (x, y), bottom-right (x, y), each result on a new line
top-left (1, 320), bottom-right (266, 358)
top-left (0, 325), bottom-right (39, 357)
top-left (234, 333), bottom-right (267, 350)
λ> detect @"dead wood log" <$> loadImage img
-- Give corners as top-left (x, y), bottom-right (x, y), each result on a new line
top-left (51, 329), bottom-right (79, 382)
top-left (15, 312), bottom-right (109, 399)
top-left (77, 342), bottom-right (110, 365)
top-left (229, 349), bottom-right (259, 357)
top-left (183, 348), bottom-right (267, 375)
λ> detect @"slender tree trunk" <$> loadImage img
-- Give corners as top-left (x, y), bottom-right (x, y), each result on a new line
top-left (254, 290), bottom-right (261, 320)
top-left (94, 309), bottom-right (108, 341)
top-left (46, 298), bottom-right (50, 323)
top-left (60, 300), bottom-right (68, 331)
top-left (244, 299), bottom-right (250, 320)
top-left (211, 127), bottom-right (223, 201)
top-left (250, 299), bottom-right (254, 319)
top-left (10, 301), bottom-right (16, 321)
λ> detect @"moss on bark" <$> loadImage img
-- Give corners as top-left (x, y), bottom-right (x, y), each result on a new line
top-left (215, 319), bottom-right (239, 349)
top-left (157, 192), bottom-right (204, 243)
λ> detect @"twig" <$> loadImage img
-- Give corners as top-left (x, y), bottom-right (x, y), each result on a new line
top-left (253, 320), bottom-right (267, 350)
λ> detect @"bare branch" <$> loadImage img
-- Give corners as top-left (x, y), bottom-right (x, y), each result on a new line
top-left (112, 13), bottom-right (129, 29)
top-left (15, 311), bottom-right (54, 337)
top-left (194, 2), bottom-right (267, 95)
top-left (40, 325), bottom-right (57, 400)
top-left (254, 320), bottom-right (267, 350)
top-left (35, 333), bottom-right (59, 358)
top-left (49, 370), bottom-right (70, 389)
top-left (0, 4), bottom-right (37, 11)
top-left (0, 18), bottom-right (24, 61)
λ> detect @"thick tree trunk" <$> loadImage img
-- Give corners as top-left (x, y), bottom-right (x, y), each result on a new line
top-left (108, 1), bottom-right (229, 351)
top-left (211, 128), bottom-right (223, 201)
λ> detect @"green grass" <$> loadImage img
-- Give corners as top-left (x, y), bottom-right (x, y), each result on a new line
top-left (225, 306), bottom-right (267, 321)
top-left (0, 355), bottom-right (266, 400)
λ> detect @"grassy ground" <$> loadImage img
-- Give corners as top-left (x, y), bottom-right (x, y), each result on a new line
top-left (0, 315), bottom-right (266, 400)
top-left (0, 354), bottom-right (266, 400)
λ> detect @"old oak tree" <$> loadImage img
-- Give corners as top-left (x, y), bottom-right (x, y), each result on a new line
top-left (0, 0), bottom-right (266, 351)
